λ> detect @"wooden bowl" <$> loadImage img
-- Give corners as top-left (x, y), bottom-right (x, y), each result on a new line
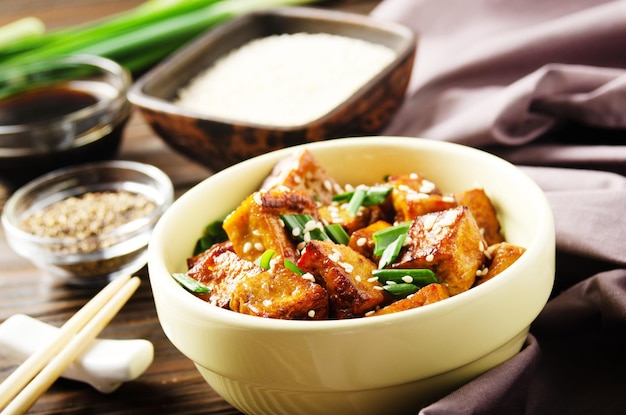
top-left (129, 7), bottom-right (417, 172)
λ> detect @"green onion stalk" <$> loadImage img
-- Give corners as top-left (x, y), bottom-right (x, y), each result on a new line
top-left (0, 0), bottom-right (321, 75)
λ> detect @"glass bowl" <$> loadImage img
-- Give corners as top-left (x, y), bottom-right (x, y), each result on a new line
top-left (0, 55), bottom-right (132, 187)
top-left (2, 160), bottom-right (174, 286)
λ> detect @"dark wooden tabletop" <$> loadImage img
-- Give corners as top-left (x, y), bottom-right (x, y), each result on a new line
top-left (0, 1), bottom-right (380, 413)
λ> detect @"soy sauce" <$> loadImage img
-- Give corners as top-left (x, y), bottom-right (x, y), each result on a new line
top-left (0, 85), bottom-right (99, 125)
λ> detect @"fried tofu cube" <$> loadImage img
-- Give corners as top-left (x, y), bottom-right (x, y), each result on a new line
top-left (455, 188), bottom-right (504, 246)
top-left (348, 220), bottom-right (392, 260)
top-left (387, 173), bottom-right (457, 222)
top-left (186, 241), bottom-right (262, 308)
top-left (297, 240), bottom-right (386, 319)
top-left (395, 206), bottom-right (487, 296)
top-left (369, 283), bottom-right (450, 316)
top-left (260, 148), bottom-right (342, 204)
top-left (230, 264), bottom-right (329, 320)
top-left (475, 242), bottom-right (526, 286)
top-left (223, 188), bottom-right (319, 263)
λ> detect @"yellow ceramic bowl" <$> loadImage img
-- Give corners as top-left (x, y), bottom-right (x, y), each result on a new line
top-left (147, 137), bottom-right (555, 415)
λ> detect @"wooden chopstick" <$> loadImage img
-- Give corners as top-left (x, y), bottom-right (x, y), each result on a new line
top-left (0, 275), bottom-right (141, 415)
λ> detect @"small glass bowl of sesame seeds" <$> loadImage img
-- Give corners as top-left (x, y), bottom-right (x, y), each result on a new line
top-left (2, 160), bottom-right (173, 286)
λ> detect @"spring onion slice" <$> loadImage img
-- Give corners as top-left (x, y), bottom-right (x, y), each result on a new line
top-left (280, 214), bottom-right (328, 244)
top-left (372, 269), bottom-right (439, 286)
top-left (378, 233), bottom-right (406, 269)
top-left (284, 259), bottom-right (304, 275)
top-left (372, 222), bottom-right (411, 257)
top-left (193, 219), bottom-right (228, 255)
top-left (335, 185), bottom-right (392, 216)
top-left (171, 273), bottom-right (211, 293)
top-left (325, 223), bottom-right (350, 245)
top-left (383, 283), bottom-right (420, 298)
top-left (259, 249), bottom-right (275, 270)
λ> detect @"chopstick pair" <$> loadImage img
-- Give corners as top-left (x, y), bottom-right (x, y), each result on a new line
top-left (0, 275), bottom-right (141, 415)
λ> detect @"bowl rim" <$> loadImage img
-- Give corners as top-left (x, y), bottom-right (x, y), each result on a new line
top-left (129, 6), bottom-right (418, 131)
top-left (2, 160), bottom-right (174, 253)
top-left (148, 136), bottom-right (555, 333)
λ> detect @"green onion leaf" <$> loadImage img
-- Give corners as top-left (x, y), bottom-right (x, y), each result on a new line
top-left (378, 233), bottom-right (407, 269)
top-left (171, 273), bottom-right (210, 293)
top-left (280, 214), bottom-right (328, 244)
top-left (259, 249), bottom-right (275, 270)
top-left (363, 185), bottom-right (392, 206)
top-left (372, 269), bottom-right (439, 286)
top-left (284, 259), bottom-right (304, 275)
top-left (372, 222), bottom-right (410, 257)
top-left (193, 219), bottom-right (228, 255)
top-left (383, 283), bottom-right (420, 298)
top-left (325, 224), bottom-right (350, 245)
top-left (347, 187), bottom-right (367, 216)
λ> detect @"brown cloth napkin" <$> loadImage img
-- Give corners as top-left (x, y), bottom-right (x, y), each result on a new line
top-left (370, 0), bottom-right (626, 413)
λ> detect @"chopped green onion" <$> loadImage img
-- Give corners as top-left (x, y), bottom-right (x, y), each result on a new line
top-left (378, 233), bottom-right (407, 269)
top-left (383, 283), bottom-right (420, 298)
top-left (193, 219), bottom-right (228, 255)
top-left (373, 222), bottom-right (411, 257)
top-left (259, 249), bottom-right (275, 270)
top-left (325, 223), bottom-right (350, 245)
top-left (346, 187), bottom-right (367, 216)
top-left (172, 273), bottom-right (211, 293)
top-left (372, 269), bottom-right (439, 286)
top-left (284, 259), bottom-right (304, 275)
top-left (280, 214), bottom-right (329, 244)
top-left (335, 185), bottom-right (392, 216)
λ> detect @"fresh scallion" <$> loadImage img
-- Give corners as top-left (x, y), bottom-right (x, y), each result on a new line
top-left (171, 273), bottom-right (211, 293)
top-left (0, 0), bottom-right (321, 75)
top-left (377, 233), bottom-right (407, 269)
top-left (372, 222), bottom-right (411, 257)
top-left (259, 249), bottom-right (275, 270)
top-left (383, 283), bottom-right (420, 298)
top-left (280, 214), bottom-right (329, 244)
top-left (284, 259), bottom-right (304, 275)
top-left (372, 268), bottom-right (439, 286)
top-left (334, 185), bottom-right (392, 216)
top-left (324, 223), bottom-right (350, 245)
top-left (193, 219), bottom-right (228, 255)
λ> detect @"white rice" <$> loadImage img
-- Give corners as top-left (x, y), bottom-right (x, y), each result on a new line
top-left (175, 32), bottom-right (397, 126)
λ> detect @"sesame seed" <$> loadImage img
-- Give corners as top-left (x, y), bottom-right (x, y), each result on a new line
top-left (302, 273), bottom-right (316, 282)
top-left (386, 281), bottom-right (397, 285)
top-left (365, 310), bottom-right (375, 317)
top-left (263, 299), bottom-right (272, 307)
top-left (373, 286), bottom-right (384, 291)
top-left (409, 173), bottom-right (418, 180)
top-left (356, 237), bottom-right (367, 247)
top-left (367, 276), bottom-right (378, 283)
top-left (308, 310), bottom-right (316, 318)
top-left (355, 275), bottom-right (362, 282)
top-left (338, 261), bottom-right (353, 273)
top-left (323, 179), bottom-right (333, 191)
top-left (426, 254), bottom-right (434, 262)
top-left (293, 174), bottom-right (302, 184)
top-left (401, 275), bottom-right (413, 283)
top-left (253, 193), bottom-right (263, 205)
top-left (243, 242), bottom-right (252, 253)
top-left (254, 242), bottom-right (264, 251)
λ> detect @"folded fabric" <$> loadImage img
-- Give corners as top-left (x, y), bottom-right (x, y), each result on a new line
top-left (370, 0), bottom-right (626, 413)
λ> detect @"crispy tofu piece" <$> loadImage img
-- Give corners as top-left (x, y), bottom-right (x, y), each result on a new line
top-left (348, 220), bottom-right (392, 260)
top-left (223, 188), bottom-right (318, 263)
top-left (395, 207), bottom-right (487, 296)
top-left (455, 188), bottom-right (504, 246)
top-left (297, 240), bottom-right (386, 319)
top-left (475, 242), bottom-right (526, 286)
top-left (369, 283), bottom-right (450, 316)
top-left (186, 241), bottom-right (262, 307)
top-left (260, 148), bottom-right (342, 204)
top-left (387, 173), bottom-right (457, 222)
top-left (318, 203), bottom-right (386, 234)
top-left (230, 264), bottom-right (329, 320)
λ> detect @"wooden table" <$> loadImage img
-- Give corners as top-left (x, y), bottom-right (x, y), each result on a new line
top-left (0, 1), bottom-right (380, 413)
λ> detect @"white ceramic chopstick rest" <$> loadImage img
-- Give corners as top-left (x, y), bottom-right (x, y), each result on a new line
top-left (0, 314), bottom-right (154, 393)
